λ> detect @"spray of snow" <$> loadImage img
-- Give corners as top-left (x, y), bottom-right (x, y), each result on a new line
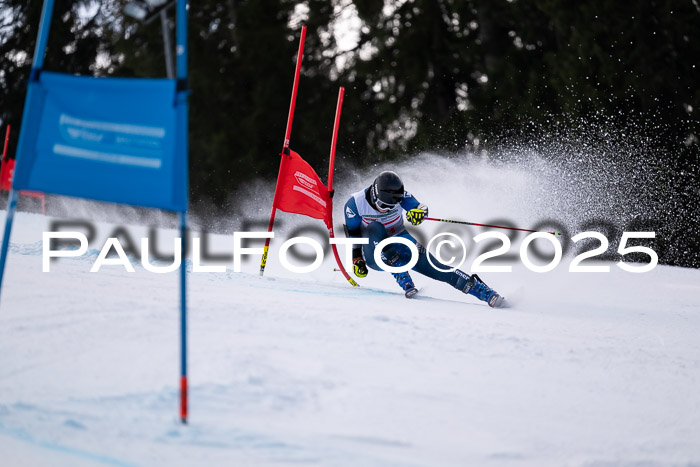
top-left (38, 116), bottom-right (697, 267)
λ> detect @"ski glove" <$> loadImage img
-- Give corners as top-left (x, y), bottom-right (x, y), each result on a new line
top-left (353, 258), bottom-right (368, 278)
top-left (406, 204), bottom-right (428, 225)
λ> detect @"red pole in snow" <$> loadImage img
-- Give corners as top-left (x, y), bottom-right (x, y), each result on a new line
top-left (260, 26), bottom-right (307, 277)
top-left (326, 89), bottom-right (343, 193)
top-left (2, 126), bottom-right (46, 215)
top-left (1, 126), bottom-right (11, 194)
top-left (282, 26), bottom-right (306, 152)
top-left (1, 125), bottom-right (9, 166)
top-left (325, 88), bottom-right (357, 287)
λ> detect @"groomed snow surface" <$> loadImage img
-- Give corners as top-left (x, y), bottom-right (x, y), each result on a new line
top-left (1, 211), bottom-right (699, 467)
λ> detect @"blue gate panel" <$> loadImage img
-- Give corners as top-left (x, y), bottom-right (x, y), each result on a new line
top-left (13, 72), bottom-right (187, 212)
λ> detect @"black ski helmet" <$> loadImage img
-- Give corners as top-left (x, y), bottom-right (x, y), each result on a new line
top-left (370, 171), bottom-right (404, 209)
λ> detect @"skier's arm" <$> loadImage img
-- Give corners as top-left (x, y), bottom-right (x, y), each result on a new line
top-left (400, 191), bottom-right (420, 211)
top-left (401, 191), bottom-right (428, 225)
top-left (344, 197), bottom-right (368, 277)
top-left (344, 197), bottom-right (362, 239)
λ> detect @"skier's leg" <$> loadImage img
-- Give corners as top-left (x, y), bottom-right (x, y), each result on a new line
top-left (362, 221), bottom-right (412, 270)
top-left (363, 223), bottom-right (418, 298)
top-left (362, 221), bottom-right (390, 271)
top-left (403, 232), bottom-right (504, 307)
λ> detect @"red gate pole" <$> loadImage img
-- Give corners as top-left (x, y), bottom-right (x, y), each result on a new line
top-left (1, 125), bottom-right (9, 166)
top-left (1, 126), bottom-right (11, 195)
top-left (325, 88), bottom-right (358, 287)
top-left (260, 26), bottom-right (306, 276)
top-left (327, 90), bottom-right (342, 192)
top-left (2, 126), bottom-right (46, 215)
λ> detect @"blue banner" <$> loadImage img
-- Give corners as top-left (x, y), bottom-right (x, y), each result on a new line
top-left (13, 72), bottom-right (187, 212)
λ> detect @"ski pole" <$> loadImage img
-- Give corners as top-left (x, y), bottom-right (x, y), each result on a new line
top-left (424, 217), bottom-right (561, 236)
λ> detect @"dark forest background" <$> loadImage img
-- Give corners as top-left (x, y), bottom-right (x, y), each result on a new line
top-left (0, 0), bottom-right (698, 266)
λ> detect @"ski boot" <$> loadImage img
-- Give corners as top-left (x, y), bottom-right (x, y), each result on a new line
top-left (463, 274), bottom-right (505, 308)
top-left (392, 271), bottom-right (418, 298)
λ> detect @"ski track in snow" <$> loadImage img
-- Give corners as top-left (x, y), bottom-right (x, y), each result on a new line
top-left (0, 212), bottom-right (699, 466)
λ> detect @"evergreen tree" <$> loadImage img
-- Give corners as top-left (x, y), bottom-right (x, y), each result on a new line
top-left (0, 0), bottom-right (122, 154)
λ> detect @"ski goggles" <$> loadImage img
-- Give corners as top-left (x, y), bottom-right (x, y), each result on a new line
top-left (375, 198), bottom-right (398, 210)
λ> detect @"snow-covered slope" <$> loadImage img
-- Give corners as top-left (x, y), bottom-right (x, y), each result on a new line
top-left (1, 205), bottom-right (699, 466)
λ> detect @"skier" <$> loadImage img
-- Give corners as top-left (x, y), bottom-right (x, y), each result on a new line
top-left (343, 171), bottom-right (505, 308)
